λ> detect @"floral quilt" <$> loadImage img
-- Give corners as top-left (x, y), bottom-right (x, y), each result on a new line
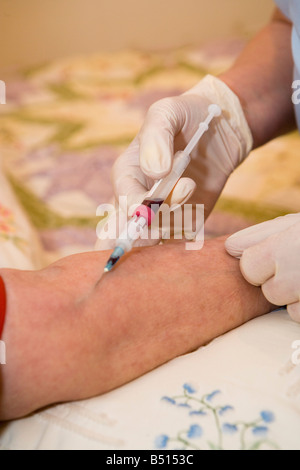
top-left (0, 39), bottom-right (299, 264)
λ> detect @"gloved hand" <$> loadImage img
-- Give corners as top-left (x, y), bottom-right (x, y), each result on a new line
top-left (96, 75), bottom-right (253, 249)
top-left (225, 213), bottom-right (300, 323)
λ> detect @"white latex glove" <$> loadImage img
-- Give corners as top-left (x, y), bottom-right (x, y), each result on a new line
top-left (225, 213), bottom-right (300, 323)
top-left (96, 75), bottom-right (253, 249)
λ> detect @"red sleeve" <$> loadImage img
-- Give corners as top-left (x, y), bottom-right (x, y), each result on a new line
top-left (0, 276), bottom-right (6, 338)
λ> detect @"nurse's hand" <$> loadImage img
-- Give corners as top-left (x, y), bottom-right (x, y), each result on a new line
top-left (96, 75), bottom-right (253, 249)
top-left (225, 213), bottom-right (300, 323)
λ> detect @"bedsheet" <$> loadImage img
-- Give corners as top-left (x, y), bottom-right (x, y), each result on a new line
top-left (0, 40), bottom-right (300, 450)
top-left (0, 310), bottom-right (299, 450)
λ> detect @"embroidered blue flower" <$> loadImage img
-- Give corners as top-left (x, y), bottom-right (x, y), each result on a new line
top-left (219, 406), bottom-right (234, 416)
top-left (158, 386), bottom-right (278, 450)
top-left (161, 396), bottom-right (176, 405)
top-left (252, 426), bottom-right (269, 436)
top-left (206, 390), bottom-right (221, 402)
top-left (260, 411), bottom-right (275, 424)
top-left (222, 423), bottom-right (238, 434)
top-left (183, 383), bottom-right (196, 394)
top-left (189, 410), bottom-right (207, 417)
top-left (178, 403), bottom-right (191, 409)
top-left (187, 424), bottom-right (203, 439)
top-left (155, 434), bottom-right (169, 449)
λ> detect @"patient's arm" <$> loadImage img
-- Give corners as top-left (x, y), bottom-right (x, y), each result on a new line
top-left (0, 237), bottom-right (273, 420)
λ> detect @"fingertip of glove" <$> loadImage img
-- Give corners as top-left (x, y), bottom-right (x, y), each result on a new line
top-left (169, 177), bottom-right (196, 207)
top-left (140, 140), bottom-right (172, 179)
top-left (224, 236), bottom-right (243, 258)
top-left (141, 165), bottom-right (171, 180)
top-left (287, 303), bottom-right (300, 323)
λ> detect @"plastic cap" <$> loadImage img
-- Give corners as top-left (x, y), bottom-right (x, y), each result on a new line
top-left (208, 104), bottom-right (222, 117)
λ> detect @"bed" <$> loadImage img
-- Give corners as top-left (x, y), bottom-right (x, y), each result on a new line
top-left (0, 39), bottom-right (300, 450)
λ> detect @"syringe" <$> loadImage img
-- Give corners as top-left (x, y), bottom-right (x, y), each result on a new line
top-left (103, 104), bottom-right (221, 273)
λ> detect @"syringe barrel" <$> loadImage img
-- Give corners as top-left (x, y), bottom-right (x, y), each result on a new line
top-left (117, 151), bottom-right (192, 250)
top-left (131, 151), bottom-right (191, 227)
top-left (147, 151), bottom-right (191, 201)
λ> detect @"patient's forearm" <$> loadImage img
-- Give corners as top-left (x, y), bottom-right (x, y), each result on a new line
top-left (87, 238), bottom-right (272, 392)
top-left (0, 237), bottom-right (273, 420)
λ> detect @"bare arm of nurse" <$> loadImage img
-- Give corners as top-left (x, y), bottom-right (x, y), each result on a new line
top-left (220, 8), bottom-right (295, 148)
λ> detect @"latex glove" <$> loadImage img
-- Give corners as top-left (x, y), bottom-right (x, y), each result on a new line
top-left (225, 213), bottom-right (300, 323)
top-left (96, 75), bottom-right (252, 249)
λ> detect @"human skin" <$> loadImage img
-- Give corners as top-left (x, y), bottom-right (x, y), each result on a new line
top-left (220, 8), bottom-right (296, 149)
top-left (0, 237), bottom-right (273, 421)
